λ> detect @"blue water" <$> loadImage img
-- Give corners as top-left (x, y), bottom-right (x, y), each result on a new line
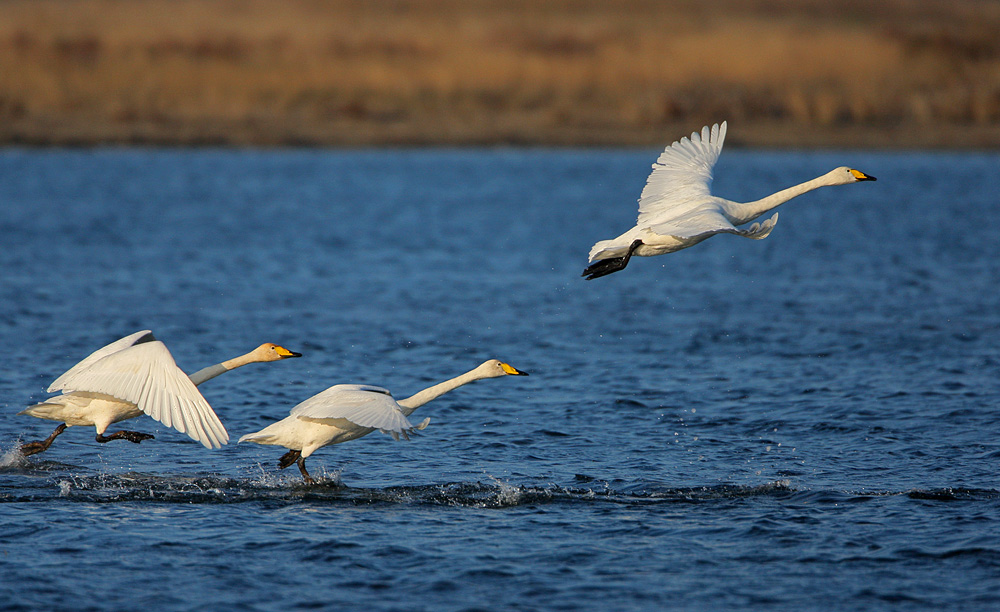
top-left (1, 147), bottom-right (998, 611)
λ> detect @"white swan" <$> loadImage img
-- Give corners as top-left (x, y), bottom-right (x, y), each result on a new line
top-left (239, 359), bottom-right (528, 483)
top-left (582, 121), bottom-right (877, 279)
top-left (18, 330), bottom-right (301, 455)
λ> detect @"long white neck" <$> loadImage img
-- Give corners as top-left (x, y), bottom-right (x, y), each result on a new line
top-left (188, 352), bottom-right (259, 386)
top-left (725, 173), bottom-right (836, 225)
top-left (397, 369), bottom-right (487, 416)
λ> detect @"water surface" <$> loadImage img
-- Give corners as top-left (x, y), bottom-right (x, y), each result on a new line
top-left (1, 147), bottom-right (998, 611)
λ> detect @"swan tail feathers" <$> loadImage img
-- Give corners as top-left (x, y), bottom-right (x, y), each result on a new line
top-left (19, 402), bottom-right (65, 421)
top-left (587, 239), bottom-right (629, 263)
top-left (238, 430), bottom-right (277, 445)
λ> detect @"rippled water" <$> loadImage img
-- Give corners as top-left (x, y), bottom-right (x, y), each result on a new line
top-left (1, 147), bottom-right (998, 610)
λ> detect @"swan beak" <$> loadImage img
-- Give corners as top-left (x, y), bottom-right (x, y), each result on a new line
top-left (850, 169), bottom-right (876, 181)
top-left (500, 362), bottom-right (529, 376)
top-left (276, 346), bottom-right (302, 358)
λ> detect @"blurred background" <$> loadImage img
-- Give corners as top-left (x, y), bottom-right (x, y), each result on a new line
top-left (1, 0), bottom-right (999, 148)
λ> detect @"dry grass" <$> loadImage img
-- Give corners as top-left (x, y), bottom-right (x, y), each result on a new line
top-left (1, 0), bottom-right (999, 147)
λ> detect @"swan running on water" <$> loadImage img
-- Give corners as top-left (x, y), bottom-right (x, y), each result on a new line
top-left (19, 330), bottom-right (301, 455)
top-left (582, 121), bottom-right (877, 279)
top-left (240, 359), bottom-right (528, 484)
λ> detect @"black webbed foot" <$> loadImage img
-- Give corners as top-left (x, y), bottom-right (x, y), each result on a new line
top-left (96, 430), bottom-right (155, 444)
top-left (278, 449), bottom-right (302, 470)
top-left (20, 423), bottom-right (68, 456)
top-left (297, 456), bottom-right (315, 484)
top-left (582, 240), bottom-right (643, 280)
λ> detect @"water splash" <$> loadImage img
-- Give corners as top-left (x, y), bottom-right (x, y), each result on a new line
top-left (0, 443), bottom-right (26, 469)
top-left (3, 462), bottom-right (996, 507)
top-left (483, 473), bottom-right (525, 507)
top-left (244, 462), bottom-right (344, 490)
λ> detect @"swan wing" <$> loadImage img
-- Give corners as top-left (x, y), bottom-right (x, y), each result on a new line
top-left (649, 210), bottom-right (778, 241)
top-left (47, 339), bottom-right (229, 449)
top-left (637, 122), bottom-right (727, 226)
top-left (48, 330), bottom-right (155, 392)
top-left (647, 206), bottom-right (737, 239)
top-left (291, 384), bottom-right (416, 436)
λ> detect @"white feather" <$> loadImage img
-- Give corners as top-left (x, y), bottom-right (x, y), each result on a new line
top-left (47, 335), bottom-right (228, 449)
top-left (636, 122), bottom-right (726, 226)
top-left (291, 384), bottom-right (417, 435)
top-left (48, 330), bottom-right (154, 393)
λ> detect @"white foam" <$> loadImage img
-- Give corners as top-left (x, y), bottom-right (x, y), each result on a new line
top-left (484, 473), bottom-right (524, 507)
top-left (0, 445), bottom-right (26, 468)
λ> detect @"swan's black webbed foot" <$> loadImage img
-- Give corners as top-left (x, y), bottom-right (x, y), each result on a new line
top-left (277, 450), bottom-right (314, 484)
top-left (297, 456), bottom-right (315, 484)
top-left (20, 423), bottom-right (68, 456)
top-left (582, 240), bottom-right (643, 280)
top-left (278, 449), bottom-right (302, 469)
top-left (96, 430), bottom-right (155, 444)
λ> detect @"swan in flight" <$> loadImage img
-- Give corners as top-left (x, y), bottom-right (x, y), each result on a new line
top-left (582, 121), bottom-right (877, 279)
top-left (240, 359), bottom-right (528, 484)
top-left (18, 330), bottom-right (301, 456)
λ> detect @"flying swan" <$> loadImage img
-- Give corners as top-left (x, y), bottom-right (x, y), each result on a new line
top-left (582, 121), bottom-right (877, 279)
top-left (239, 359), bottom-right (528, 484)
top-left (19, 330), bottom-right (301, 455)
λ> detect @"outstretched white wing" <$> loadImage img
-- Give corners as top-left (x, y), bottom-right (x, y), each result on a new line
top-left (48, 337), bottom-right (229, 449)
top-left (291, 384), bottom-right (419, 439)
top-left (48, 330), bottom-right (154, 392)
top-left (636, 122), bottom-right (727, 226)
top-left (649, 210), bottom-right (778, 241)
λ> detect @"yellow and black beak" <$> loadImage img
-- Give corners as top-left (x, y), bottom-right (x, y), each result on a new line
top-left (276, 346), bottom-right (302, 358)
top-left (500, 362), bottom-right (529, 376)
top-left (850, 169), bottom-right (877, 181)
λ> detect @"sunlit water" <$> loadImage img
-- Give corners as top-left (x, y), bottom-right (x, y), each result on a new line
top-left (1, 147), bottom-right (998, 611)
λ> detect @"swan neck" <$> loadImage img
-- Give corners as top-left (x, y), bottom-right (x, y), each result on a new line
top-left (187, 351), bottom-right (257, 386)
top-left (397, 369), bottom-right (483, 416)
top-left (731, 175), bottom-right (830, 224)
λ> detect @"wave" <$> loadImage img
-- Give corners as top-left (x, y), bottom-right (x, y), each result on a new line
top-left (2, 462), bottom-right (997, 507)
top-left (0, 460), bottom-right (799, 505)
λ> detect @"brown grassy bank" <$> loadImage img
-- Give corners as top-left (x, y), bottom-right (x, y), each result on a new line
top-left (2, 0), bottom-right (1000, 147)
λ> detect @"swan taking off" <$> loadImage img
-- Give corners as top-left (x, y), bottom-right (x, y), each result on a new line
top-left (19, 331), bottom-right (301, 456)
top-left (240, 359), bottom-right (528, 484)
top-left (582, 121), bottom-right (877, 279)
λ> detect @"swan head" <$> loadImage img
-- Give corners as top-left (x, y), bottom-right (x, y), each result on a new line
top-left (251, 343), bottom-right (302, 362)
top-left (477, 359), bottom-right (529, 379)
top-left (828, 166), bottom-right (877, 185)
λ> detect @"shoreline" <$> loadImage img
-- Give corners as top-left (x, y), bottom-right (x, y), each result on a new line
top-left (3, 120), bottom-right (999, 150)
